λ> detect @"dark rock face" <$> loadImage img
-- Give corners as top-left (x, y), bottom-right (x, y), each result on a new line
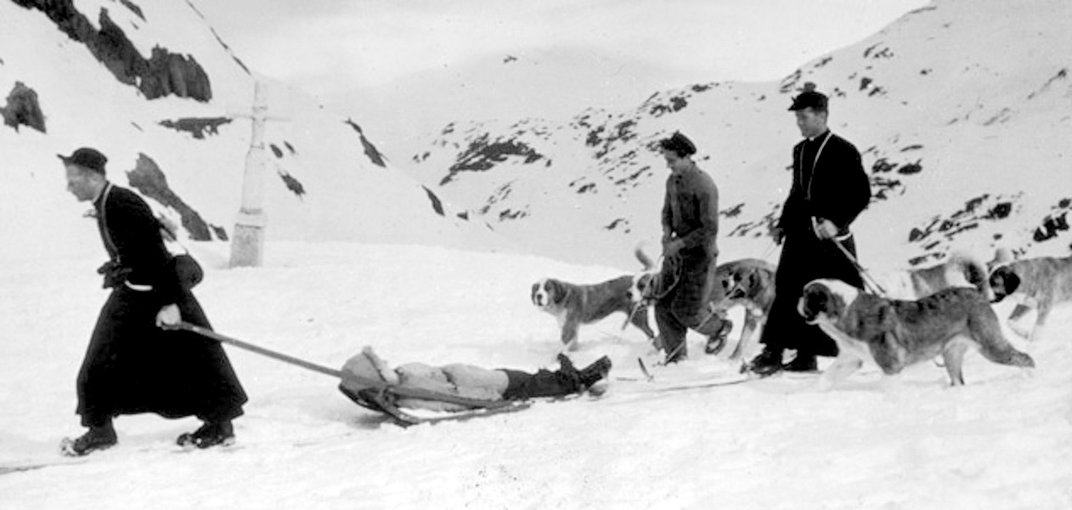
top-left (1, 81), bottom-right (46, 132)
top-left (12, 0), bottom-right (212, 101)
top-left (125, 153), bottom-right (214, 241)
top-left (343, 119), bottom-right (388, 168)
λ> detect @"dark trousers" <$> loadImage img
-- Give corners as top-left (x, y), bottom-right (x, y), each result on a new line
top-left (653, 249), bottom-right (719, 358)
top-left (499, 369), bottom-right (580, 400)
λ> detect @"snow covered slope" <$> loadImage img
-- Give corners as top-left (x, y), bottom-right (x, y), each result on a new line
top-left (406, 0), bottom-right (1072, 269)
top-left (1, 241), bottom-right (1069, 509)
top-left (0, 0), bottom-right (506, 265)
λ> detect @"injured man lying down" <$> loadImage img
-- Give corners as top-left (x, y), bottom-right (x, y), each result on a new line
top-left (339, 347), bottom-right (612, 412)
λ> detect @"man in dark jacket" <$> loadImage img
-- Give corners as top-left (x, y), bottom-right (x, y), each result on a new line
top-left (651, 132), bottom-right (722, 364)
top-left (60, 147), bottom-right (248, 456)
top-left (747, 84), bottom-right (872, 376)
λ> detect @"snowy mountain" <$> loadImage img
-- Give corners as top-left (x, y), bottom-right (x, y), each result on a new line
top-left (2, 1), bottom-right (1072, 508)
top-left (405, 0), bottom-right (1072, 270)
top-left (0, 0), bottom-right (507, 266)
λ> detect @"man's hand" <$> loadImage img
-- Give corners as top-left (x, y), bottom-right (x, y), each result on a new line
top-left (812, 217), bottom-right (839, 240)
top-left (663, 238), bottom-right (685, 258)
top-left (156, 304), bottom-right (181, 328)
top-left (770, 226), bottom-right (785, 245)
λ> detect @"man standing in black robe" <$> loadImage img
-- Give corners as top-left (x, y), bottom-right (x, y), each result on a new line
top-left (60, 147), bottom-right (248, 455)
top-left (747, 84), bottom-right (872, 376)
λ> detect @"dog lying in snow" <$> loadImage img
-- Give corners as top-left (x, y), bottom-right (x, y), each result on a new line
top-left (798, 278), bottom-right (1034, 389)
top-left (531, 275), bottom-right (656, 351)
top-left (988, 248), bottom-right (1072, 342)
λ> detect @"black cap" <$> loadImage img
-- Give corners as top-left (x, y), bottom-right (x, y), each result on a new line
top-left (658, 131), bottom-right (697, 157)
top-left (58, 147), bottom-right (108, 175)
top-left (788, 82), bottom-right (828, 111)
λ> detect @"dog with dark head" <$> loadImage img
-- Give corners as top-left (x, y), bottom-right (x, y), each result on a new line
top-left (798, 278), bottom-right (1034, 389)
top-left (988, 249), bottom-right (1072, 342)
top-left (532, 275), bottom-right (656, 351)
top-left (703, 259), bottom-right (777, 360)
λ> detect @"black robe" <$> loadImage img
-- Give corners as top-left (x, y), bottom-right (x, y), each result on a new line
top-left (760, 131), bottom-right (871, 356)
top-left (76, 183), bottom-right (247, 426)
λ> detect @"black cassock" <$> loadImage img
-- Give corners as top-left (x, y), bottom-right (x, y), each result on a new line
top-left (760, 131), bottom-right (872, 357)
top-left (76, 183), bottom-right (247, 427)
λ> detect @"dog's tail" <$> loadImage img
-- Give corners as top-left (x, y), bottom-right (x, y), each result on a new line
top-left (634, 245), bottom-right (656, 271)
top-left (947, 250), bottom-right (993, 300)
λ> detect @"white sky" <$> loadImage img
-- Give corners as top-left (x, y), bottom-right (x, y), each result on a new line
top-left (197, 0), bottom-right (929, 105)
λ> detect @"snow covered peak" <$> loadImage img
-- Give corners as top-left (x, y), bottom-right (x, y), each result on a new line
top-left (405, 0), bottom-right (1072, 270)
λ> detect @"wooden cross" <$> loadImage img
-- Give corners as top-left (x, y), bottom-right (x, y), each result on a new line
top-left (229, 81), bottom-right (287, 268)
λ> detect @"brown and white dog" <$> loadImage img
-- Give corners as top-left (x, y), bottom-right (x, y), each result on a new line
top-left (988, 250), bottom-right (1072, 342)
top-left (705, 259), bottom-right (777, 360)
top-left (629, 250), bottom-right (776, 360)
top-left (532, 276), bottom-right (656, 351)
top-left (874, 251), bottom-right (993, 301)
top-left (798, 278), bottom-right (1034, 389)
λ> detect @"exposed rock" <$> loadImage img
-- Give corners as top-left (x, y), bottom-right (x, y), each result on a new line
top-left (158, 117), bottom-right (232, 139)
top-left (1, 81), bottom-right (46, 133)
top-left (125, 153), bottom-right (214, 240)
top-left (343, 119), bottom-right (387, 168)
top-left (11, 0), bottom-right (211, 101)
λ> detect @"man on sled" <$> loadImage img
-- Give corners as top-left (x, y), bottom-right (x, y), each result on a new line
top-left (338, 348), bottom-right (611, 423)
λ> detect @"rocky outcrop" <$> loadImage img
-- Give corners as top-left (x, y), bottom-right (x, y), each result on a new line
top-left (1, 81), bottom-right (45, 132)
top-left (158, 117), bottom-right (232, 139)
top-left (126, 153), bottom-right (215, 240)
top-left (11, 0), bottom-right (212, 101)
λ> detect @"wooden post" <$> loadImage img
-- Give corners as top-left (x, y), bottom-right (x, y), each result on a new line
top-left (230, 81), bottom-right (270, 268)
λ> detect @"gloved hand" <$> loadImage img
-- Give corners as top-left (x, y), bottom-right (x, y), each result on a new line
top-left (96, 261), bottom-right (131, 289)
top-left (155, 304), bottom-right (181, 328)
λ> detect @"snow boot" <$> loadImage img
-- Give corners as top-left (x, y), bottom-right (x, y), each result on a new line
top-left (782, 353), bottom-right (818, 373)
top-left (176, 420), bottom-right (235, 449)
top-left (61, 422), bottom-right (117, 457)
top-left (747, 347), bottom-right (784, 377)
top-left (577, 356), bottom-right (613, 388)
top-left (557, 354), bottom-right (612, 390)
top-left (699, 317), bottom-right (733, 355)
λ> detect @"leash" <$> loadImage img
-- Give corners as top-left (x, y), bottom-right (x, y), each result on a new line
top-left (829, 238), bottom-right (888, 297)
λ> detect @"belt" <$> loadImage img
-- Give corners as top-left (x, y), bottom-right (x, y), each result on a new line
top-left (124, 281), bottom-right (153, 292)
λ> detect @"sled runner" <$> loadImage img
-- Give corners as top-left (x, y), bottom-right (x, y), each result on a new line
top-left (169, 322), bottom-right (538, 426)
top-left (338, 385), bottom-right (531, 427)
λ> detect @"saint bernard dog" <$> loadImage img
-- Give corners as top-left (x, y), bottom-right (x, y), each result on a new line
top-left (798, 278), bottom-right (1034, 388)
top-left (628, 249), bottom-right (777, 360)
top-left (531, 275), bottom-right (656, 351)
top-left (704, 258), bottom-right (777, 360)
top-left (988, 250), bottom-right (1072, 342)
top-left (874, 250), bottom-right (993, 301)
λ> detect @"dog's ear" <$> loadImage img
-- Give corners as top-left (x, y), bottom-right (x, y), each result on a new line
top-left (988, 267), bottom-right (1020, 303)
top-left (531, 282), bottom-right (540, 303)
top-left (548, 280), bottom-right (567, 304)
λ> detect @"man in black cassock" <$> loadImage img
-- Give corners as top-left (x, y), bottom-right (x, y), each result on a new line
top-left (60, 147), bottom-right (247, 456)
top-left (747, 84), bottom-right (872, 376)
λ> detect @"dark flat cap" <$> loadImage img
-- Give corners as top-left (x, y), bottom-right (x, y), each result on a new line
top-left (58, 147), bottom-right (108, 175)
top-left (658, 131), bottom-right (697, 157)
top-left (788, 82), bottom-right (828, 111)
